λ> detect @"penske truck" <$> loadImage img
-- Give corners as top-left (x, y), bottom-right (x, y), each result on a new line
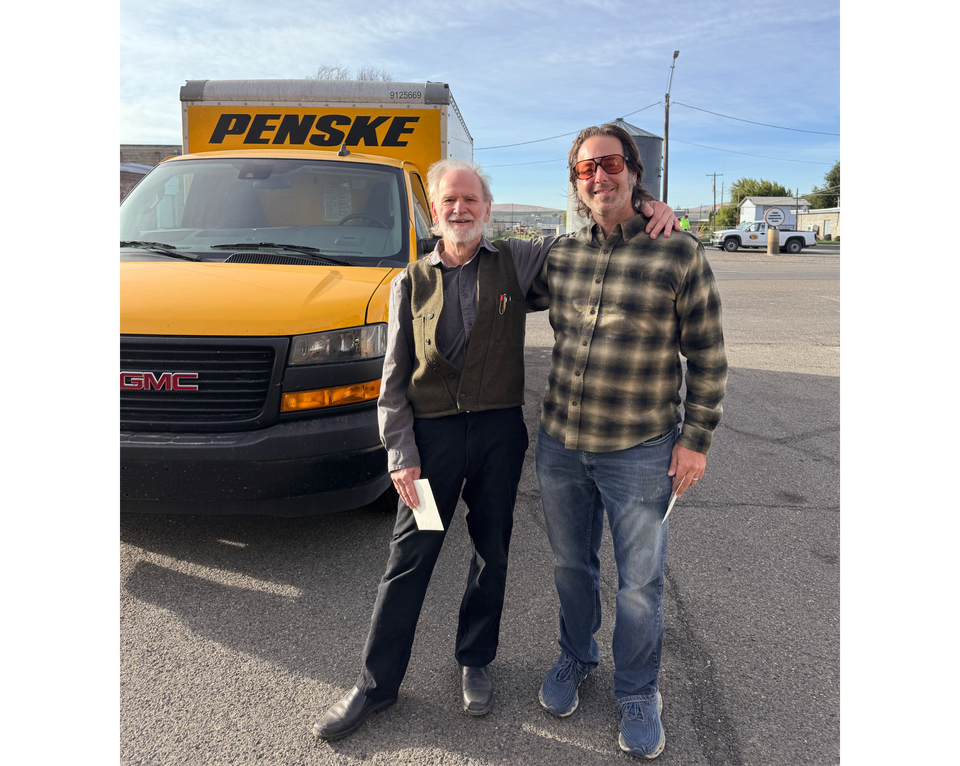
top-left (120, 79), bottom-right (472, 515)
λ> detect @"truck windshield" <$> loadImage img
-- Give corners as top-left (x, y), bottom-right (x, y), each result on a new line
top-left (120, 158), bottom-right (408, 264)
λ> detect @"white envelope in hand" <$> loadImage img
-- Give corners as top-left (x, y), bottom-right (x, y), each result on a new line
top-left (411, 479), bottom-right (444, 531)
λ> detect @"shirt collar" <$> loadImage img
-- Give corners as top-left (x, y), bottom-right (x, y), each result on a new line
top-left (620, 212), bottom-right (651, 242)
top-left (576, 212), bottom-right (649, 246)
top-left (425, 236), bottom-right (496, 268)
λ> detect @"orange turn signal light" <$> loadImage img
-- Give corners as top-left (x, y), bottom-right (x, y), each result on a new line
top-left (281, 380), bottom-right (382, 412)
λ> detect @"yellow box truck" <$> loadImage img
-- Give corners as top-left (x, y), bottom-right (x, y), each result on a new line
top-left (120, 79), bottom-right (472, 515)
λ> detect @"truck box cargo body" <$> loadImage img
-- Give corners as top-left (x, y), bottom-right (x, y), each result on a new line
top-left (120, 80), bottom-right (472, 515)
top-left (180, 79), bottom-right (472, 165)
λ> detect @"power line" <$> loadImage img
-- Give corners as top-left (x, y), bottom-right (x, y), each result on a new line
top-left (483, 140), bottom-right (832, 170)
top-left (672, 138), bottom-right (833, 165)
top-left (484, 158), bottom-right (566, 168)
top-left (477, 100), bottom-right (837, 152)
top-left (475, 131), bottom-right (579, 151)
top-left (616, 102), bottom-right (661, 120)
top-left (475, 103), bottom-right (661, 150)
top-left (673, 102), bottom-right (839, 136)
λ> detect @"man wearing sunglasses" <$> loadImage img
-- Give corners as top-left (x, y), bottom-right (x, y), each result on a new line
top-left (527, 124), bottom-right (727, 759)
top-left (312, 158), bottom-right (680, 742)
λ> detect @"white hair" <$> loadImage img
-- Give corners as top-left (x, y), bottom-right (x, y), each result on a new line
top-left (425, 159), bottom-right (494, 205)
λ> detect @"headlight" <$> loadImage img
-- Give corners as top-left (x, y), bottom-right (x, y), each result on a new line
top-left (289, 324), bottom-right (387, 366)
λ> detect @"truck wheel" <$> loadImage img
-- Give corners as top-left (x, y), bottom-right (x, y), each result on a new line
top-left (723, 238), bottom-right (739, 252)
top-left (784, 239), bottom-right (802, 254)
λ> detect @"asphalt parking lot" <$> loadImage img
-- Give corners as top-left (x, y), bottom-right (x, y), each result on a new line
top-left (120, 244), bottom-right (840, 765)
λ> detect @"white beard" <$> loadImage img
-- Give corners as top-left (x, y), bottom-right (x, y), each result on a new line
top-left (437, 216), bottom-right (485, 245)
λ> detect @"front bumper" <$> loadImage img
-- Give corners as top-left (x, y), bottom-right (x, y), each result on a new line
top-left (120, 406), bottom-right (390, 516)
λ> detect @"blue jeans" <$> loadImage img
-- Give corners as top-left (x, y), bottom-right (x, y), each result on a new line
top-left (535, 426), bottom-right (675, 701)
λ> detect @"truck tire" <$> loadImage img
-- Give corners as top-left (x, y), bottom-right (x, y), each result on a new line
top-left (723, 238), bottom-right (739, 252)
top-left (784, 238), bottom-right (802, 254)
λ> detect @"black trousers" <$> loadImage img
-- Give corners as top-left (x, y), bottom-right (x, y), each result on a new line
top-left (356, 407), bottom-right (528, 700)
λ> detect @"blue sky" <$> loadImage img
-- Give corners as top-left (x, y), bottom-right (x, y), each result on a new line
top-left (120, 0), bottom-right (840, 211)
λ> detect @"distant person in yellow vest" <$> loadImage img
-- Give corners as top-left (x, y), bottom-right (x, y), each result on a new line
top-left (679, 213), bottom-right (690, 231)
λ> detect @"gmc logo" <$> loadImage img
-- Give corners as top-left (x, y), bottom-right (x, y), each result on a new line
top-left (121, 371), bottom-right (200, 391)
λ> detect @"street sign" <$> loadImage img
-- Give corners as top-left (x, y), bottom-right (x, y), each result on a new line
top-left (765, 207), bottom-right (786, 227)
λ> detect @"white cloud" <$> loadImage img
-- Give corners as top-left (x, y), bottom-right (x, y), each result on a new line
top-left (120, 0), bottom-right (840, 206)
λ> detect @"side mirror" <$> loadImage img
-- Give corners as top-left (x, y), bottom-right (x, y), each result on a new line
top-left (418, 236), bottom-right (441, 258)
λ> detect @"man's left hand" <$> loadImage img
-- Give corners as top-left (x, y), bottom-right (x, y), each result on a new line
top-left (667, 444), bottom-right (706, 497)
top-left (641, 200), bottom-right (682, 240)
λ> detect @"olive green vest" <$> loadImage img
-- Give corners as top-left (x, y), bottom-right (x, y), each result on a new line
top-left (406, 242), bottom-right (526, 418)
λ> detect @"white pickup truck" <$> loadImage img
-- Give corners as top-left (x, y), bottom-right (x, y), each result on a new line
top-left (711, 221), bottom-right (817, 254)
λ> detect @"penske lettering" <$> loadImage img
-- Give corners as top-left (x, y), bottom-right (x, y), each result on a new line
top-left (209, 113), bottom-right (421, 147)
top-left (121, 371), bottom-right (200, 391)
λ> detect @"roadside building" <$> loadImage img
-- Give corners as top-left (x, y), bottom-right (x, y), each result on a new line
top-left (798, 207), bottom-right (840, 240)
top-left (120, 145), bottom-right (181, 201)
top-left (738, 196), bottom-right (811, 228)
top-left (486, 204), bottom-right (565, 238)
top-left (120, 163), bottom-right (153, 201)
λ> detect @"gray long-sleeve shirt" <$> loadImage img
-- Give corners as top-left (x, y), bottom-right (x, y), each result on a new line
top-left (377, 235), bottom-right (556, 472)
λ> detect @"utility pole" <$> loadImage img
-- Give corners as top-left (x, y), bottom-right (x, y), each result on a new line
top-left (662, 50), bottom-right (679, 204)
top-left (706, 172), bottom-right (723, 228)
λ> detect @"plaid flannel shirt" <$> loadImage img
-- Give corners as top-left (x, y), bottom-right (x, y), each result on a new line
top-left (527, 213), bottom-right (727, 454)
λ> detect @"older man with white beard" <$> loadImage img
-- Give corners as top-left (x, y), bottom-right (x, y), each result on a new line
top-left (312, 159), bottom-right (679, 742)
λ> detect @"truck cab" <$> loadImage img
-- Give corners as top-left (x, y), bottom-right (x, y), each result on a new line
top-left (120, 80), bottom-right (470, 515)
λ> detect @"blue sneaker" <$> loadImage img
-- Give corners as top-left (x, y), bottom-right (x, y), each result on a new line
top-left (538, 652), bottom-right (592, 717)
top-left (619, 691), bottom-right (664, 759)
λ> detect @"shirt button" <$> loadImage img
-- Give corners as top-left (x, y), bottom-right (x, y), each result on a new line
top-left (571, 401), bottom-right (578, 407)
top-left (425, 339), bottom-right (431, 345)
top-left (427, 313), bottom-right (434, 319)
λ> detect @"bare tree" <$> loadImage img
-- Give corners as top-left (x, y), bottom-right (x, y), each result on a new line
top-left (306, 64), bottom-right (394, 81)
top-left (306, 63), bottom-right (351, 81)
top-left (356, 66), bottom-right (394, 81)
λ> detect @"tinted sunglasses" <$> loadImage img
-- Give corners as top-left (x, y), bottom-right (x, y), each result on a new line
top-left (574, 154), bottom-right (626, 179)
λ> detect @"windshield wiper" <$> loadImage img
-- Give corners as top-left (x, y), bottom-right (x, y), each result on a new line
top-left (121, 241), bottom-right (201, 261)
top-left (211, 242), bottom-right (352, 266)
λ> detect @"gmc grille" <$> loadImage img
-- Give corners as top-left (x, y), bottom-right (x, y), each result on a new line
top-left (121, 338), bottom-right (284, 427)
